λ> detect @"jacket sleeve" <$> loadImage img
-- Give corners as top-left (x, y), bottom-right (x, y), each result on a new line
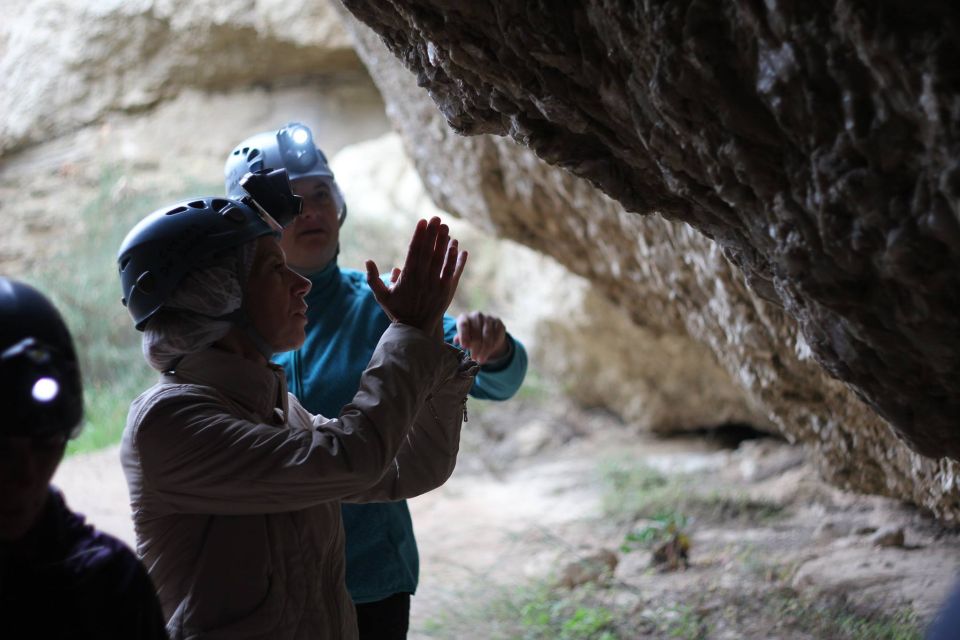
top-left (130, 324), bottom-right (455, 515)
top-left (442, 315), bottom-right (529, 400)
top-left (345, 354), bottom-right (479, 503)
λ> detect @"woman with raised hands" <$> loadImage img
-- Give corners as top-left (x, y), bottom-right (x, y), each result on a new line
top-left (116, 187), bottom-right (472, 640)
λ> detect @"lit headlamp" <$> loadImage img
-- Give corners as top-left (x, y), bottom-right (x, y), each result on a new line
top-left (277, 123), bottom-right (319, 173)
top-left (1, 336), bottom-right (81, 438)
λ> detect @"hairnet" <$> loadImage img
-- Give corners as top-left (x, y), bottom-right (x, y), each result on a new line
top-left (142, 242), bottom-right (256, 372)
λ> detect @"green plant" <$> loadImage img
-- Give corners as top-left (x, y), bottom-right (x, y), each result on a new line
top-left (516, 584), bottom-right (619, 640)
top-left (599, 461), bottom-right (685, 524)
top-left (560, 606), bottom-right (617, 640)
top-left (419, 579), bottom-right (624, 640)
top-left (26, 166), bottom-right (222, 455)
top-left (663, 604), bottom-right (710, 639)
top-left (600, 460), bottom-right (784, 526)
top-left (621, 512), bottom-right (689, 553)
top-left (766, 592), bottom-right (922, 640)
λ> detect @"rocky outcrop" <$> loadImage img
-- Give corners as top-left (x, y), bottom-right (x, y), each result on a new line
top-left (335, 8), bottom-right (960, 519)
top-left (0, 0), bottom-right (358, 154)
top-left (337, 2), bottom-right (960, 461)
top-left (4, 0), bottom-right (958, 518)
top-left (334, 134), bottom-right (771, 434)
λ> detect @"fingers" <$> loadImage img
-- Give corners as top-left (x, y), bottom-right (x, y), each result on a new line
top-left (455, 311), bottom-right (506, 363)
top-left (456, 313), bottom-right (472, 350)
top-left (481, 316), bottom-right (494, 357)
top-left (440, 239), bottom-right (459, 282)
top-left (388, 217), bottom-right (465, 336)
top-left (450, 250), bottom-right (467, 294)
top-left (403, 217), bottom-right (444, 286)
top-left (399, 218), bottom-right (428, 282)
top-left (427, 223), bottom-right (450, 280)
top-left (483, 316), bottom-right (506, 362)
top-left (365, 260), bottom-right (391, 311)
top-left (457, 311), bottom-right (487, 362)
top-left (419, 217), bottom-right (442, 278)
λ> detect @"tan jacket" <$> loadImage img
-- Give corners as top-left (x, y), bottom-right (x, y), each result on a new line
top-left (121, 324), bottom-right (477, 640)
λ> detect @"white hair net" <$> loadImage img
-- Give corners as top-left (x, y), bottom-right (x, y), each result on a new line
top-left (142, 242), bottom-right (257, 372)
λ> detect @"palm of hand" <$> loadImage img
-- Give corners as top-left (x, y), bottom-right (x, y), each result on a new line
top-left (365, 217), bottom-right (467, 336)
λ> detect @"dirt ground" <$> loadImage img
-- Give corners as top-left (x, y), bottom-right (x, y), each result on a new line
top-left (53, 396), bottom-right (960, 639)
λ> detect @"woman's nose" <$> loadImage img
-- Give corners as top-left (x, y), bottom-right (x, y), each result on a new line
top-left (293, 271), bottom-right (311, 296)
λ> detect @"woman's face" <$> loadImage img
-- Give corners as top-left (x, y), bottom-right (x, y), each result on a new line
top-left (244, 237), bottom-right (312, 352)
top-left (280, 176), bottom-right (342, 273)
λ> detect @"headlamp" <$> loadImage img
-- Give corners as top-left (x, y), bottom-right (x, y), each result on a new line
top-left (238, 168), bottom-right (303, 229)
top-left (1, 336), bottom-right (81, 437)
top-left (277, 123), bottom-right (319, 173)
top-left (32, 377), bottom-right (60, 402)
top-left (290, 127), bottom-right (310, 146)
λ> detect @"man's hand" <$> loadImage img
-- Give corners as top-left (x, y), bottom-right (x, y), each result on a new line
top-left (366, 217), bottom-right (467, 337)
top-left (454, 311), bottom-right (509, 365)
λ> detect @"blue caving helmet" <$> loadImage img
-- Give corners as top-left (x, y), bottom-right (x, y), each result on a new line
top-left (224, 122), bottom-right (347, 224)
top-left (0, 278), bottom-right (84, 439)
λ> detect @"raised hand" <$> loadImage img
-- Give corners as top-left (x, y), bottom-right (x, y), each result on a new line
top-left (453, 311), bottom-right (509, 364)
top-left (365, 217), bottom-right (467, 337)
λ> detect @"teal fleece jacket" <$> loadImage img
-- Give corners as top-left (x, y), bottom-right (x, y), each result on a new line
top-left (274, 260), bottom-right (527, 604)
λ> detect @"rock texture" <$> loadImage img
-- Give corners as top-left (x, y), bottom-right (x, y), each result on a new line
top-left (338, 2), bottom-right (960, 461)
top-left (334, 134), bottom-right (770, 434)
top-left (0, 80), bottom-right (388, 275)
top-left (3, 0), bottom-right (958, 519)
top-left (0, 0), bottom-right (359, 154)
top-left (336, 8), bottom-right (960, 519)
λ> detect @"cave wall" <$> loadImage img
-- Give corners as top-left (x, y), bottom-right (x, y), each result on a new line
top-left (2, 0), bottom-right (958, 519)
top-left (0, 0), bottom-right (360, 155)
top-left (334, 5), bottom-right (960, 520)
top-left (335, 134), bottom-right (772, 435)
top-left (337, 1), bottom-right (960, 462)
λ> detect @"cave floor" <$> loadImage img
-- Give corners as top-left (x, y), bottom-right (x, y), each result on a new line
top-left (55, 397), bottom-right (959, 640)
top-left (407, 399), bottom-right (960, 639)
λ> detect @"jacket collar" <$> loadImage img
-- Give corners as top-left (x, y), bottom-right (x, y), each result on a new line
top-left (301, 257), bottom-right (341, 303)
top-left (170, 348), bottom-right (288, 422)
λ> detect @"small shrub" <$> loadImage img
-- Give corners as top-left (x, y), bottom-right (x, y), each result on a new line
top-left (421, 580), bottom-right (623, 640)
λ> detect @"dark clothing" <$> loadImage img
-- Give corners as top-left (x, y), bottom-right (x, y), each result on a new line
top-left (0, 487), bottom-right (167, 640)
top-left (356, 593), bottom-right (412, 640)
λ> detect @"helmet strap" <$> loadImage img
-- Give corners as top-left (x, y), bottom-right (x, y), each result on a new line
top-left (210, 242), bottom-right (274, 362)
top-left (237, 312), bottom-right (276, 363)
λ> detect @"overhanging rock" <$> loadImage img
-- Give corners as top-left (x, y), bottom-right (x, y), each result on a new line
top-left (335, 3), bottom-right (960, 519)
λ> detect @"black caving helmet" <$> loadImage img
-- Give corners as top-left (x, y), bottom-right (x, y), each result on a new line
top-left (0, 278), bottom-right (84, 439)
top-left (118, 169), bottom-right (302, 331)
top-left (224, 122), bottom-right (347, 224)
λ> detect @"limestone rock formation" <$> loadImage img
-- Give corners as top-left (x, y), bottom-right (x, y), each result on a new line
top-left (0, 0), bottom-right (358, 154)
top-left (335, 8), bottom-right (960, 519)
top-left (334, 134), bottom-right (770, 434)
top-left (338, 2), bottom-right (960, 461)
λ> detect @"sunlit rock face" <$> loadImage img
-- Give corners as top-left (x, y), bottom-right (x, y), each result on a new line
top-left (0, 0), bottom-right (359, 154)
top-left (336, 7), bottom-right (960, 519)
